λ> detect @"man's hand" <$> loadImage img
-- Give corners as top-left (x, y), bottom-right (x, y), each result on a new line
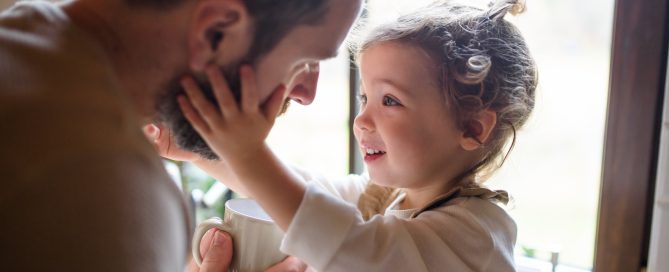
top-left (266, 256), bottom-right (308, 272)
top-left (186, 229), bottom-right (307, 272)
top-left (186, 229), bottom-right (233, 272)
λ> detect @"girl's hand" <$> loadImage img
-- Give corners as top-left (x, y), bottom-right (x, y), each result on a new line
top-left (177, 65), bottom-right (286, 162)
top-left (180, 64), bottom-right (303, 232)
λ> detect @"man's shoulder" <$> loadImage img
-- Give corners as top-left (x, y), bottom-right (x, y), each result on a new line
top-left (0, 0), bottom-right (114, 98)
top-left (0, 149), bottom-right (191, 271)
top-left (0, 1), bottom-right (131, 155)
top-left (0, 0), bottom-right (74, 58)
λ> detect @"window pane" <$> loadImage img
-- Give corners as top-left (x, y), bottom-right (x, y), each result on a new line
top-left (364, 1), bottom-right (614, 270)
top-left (266, 51), bottom-right (351, 178)
top-left (487, 0), bottom-right (613, 269)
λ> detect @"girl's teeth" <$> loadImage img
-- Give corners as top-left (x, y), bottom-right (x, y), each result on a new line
top-left (365, 148), bottom-right (384, 155)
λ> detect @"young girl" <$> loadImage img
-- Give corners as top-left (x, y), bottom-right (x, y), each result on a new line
top-left (178, 0), bottom-right (536, 270)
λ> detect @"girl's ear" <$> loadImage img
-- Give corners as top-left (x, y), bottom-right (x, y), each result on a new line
top-left (187, 0), bottom-right (252, 71)
top-left (460, 109), bottom-right (497, 151)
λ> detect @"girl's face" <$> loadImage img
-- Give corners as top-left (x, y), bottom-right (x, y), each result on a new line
top-left (354, 42), bottom-right (467, 190)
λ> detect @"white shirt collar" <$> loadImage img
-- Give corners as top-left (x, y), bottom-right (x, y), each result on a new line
top-left (384, 192), bottom-right (420, 219)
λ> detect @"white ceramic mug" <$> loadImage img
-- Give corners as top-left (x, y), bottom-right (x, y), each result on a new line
top-left (192, 198), bottom-right (286, 272)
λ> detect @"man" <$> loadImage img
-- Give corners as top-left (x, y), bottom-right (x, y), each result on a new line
top-left (0, 0), bottom-right (361, 270)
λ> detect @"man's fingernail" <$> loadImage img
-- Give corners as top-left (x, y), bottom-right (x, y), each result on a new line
top-left (212, 230), bottom-right (225, 246)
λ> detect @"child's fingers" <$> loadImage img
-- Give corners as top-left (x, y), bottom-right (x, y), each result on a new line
top-left (177, 95), bottom-right (212, 135)
top-left (181, 77), bottom-right (223, 127)
top-left (240, 65), bottom-right (260, 113)
top-left (205, 65), bottom-right (239, 119)
top-left (262, 84), bottom-right (287, 122)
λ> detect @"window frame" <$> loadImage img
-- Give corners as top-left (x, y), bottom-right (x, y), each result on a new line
top-left (594, 0), bottom-right (669, 270)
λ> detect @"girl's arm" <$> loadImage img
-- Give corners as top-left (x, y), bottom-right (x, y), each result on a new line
top-left (177, 64), bottom-right (306, 230)
top-left (191, 158), bottom-right (249, 196)
top-left (143, 123), bottom-right (251, 197)
top-left (143, 123), bottom-right (367, 203)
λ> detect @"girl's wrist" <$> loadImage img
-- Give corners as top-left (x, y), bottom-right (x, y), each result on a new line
top-left (226, 143), bottom-right (272, 166)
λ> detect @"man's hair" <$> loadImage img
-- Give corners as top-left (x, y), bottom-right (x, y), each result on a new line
top-left (126, 0), bottom-right (329, 61)
top-left (141, 0), bottom-right (329, 160)
top-left (243, 1), bottom-right (329, 63)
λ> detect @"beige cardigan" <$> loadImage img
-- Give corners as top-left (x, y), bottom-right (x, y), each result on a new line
top-left (281, 169), bottom-right (517, 271)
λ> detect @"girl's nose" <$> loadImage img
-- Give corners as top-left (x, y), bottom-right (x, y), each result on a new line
top-left (287, 63), bottom-right (320, 105)
top-left (353, 108), bottom-right (373, 133)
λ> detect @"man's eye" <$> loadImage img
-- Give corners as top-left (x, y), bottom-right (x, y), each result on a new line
top-left (382, 95), bottom-right (400, 106)
top-left (358, 94), bottom-right (367, 105)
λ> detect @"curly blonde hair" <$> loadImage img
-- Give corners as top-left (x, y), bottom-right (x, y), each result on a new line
top-left (355, 0), bottom-right (537, 220)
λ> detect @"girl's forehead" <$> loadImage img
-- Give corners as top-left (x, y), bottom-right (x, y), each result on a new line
top-left (360, 42), bottom-right (442, 88)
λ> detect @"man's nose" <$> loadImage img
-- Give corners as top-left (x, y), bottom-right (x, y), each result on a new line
top-left (288, 64), bottom-right (320, 105)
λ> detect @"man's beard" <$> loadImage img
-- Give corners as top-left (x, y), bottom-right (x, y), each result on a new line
top-left (154, 63), bottom-right (242, 161)
top-left (154, 63), bottom-right (292, 161)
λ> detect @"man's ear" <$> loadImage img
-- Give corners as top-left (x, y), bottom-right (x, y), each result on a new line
top-left (187, 0), bottom-right (252, 71)
top-left (460, 109), bottom-right (497, 151)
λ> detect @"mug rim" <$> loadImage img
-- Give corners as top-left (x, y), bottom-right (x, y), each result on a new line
top-left (225, 198), bottom-right (275, 224)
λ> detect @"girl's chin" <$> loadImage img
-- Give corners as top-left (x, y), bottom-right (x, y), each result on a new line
top-left (368, 173), bottom-right (398, 188)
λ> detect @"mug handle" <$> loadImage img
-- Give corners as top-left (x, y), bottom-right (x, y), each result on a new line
top-left (192, 217), bottom-right (234, 267)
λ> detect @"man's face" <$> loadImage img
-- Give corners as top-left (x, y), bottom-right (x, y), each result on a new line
top-left (156, 0), bottom-right (361, 160)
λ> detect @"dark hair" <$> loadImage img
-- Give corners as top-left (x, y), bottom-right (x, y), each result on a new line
top-left (126, 0), bottom-right (329, 61)
top-left (243, 1), bottom-right (329, 63)
top-left (355, 0), bottom-right (537, 218)
top-left (146, 0), bottom-right (329, 160)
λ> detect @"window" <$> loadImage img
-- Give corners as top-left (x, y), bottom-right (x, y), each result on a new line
top-left (266, 52), bottom-right (352, 178)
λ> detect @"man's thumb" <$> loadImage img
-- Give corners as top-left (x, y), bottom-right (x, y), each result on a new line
top-left (200, 230), bottom-right (233, 271)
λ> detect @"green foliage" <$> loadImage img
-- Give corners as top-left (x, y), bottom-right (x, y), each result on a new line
top-left (521, 245), bottom-right (537, 258)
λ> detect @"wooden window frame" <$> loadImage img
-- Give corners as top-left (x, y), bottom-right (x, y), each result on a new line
top-left (595, 0), bottom-right (668, 271)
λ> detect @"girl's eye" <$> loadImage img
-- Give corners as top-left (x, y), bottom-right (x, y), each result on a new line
top-left (382, 95), bottom-right (400, 106)
top-left (358, 94), bottom-right (367, 105)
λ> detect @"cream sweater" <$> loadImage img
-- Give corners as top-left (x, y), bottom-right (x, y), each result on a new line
top-left (280, 169), bottom-right (517, 271)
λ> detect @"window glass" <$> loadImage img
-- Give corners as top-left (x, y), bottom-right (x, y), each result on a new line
top-left (266, 52), bottom-right (351, 178)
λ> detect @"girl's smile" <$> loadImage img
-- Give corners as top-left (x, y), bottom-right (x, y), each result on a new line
top-left (360, 143), bottom-right (387, 162)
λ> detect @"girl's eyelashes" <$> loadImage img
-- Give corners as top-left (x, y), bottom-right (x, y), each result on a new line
top-left (358, 94), bottom-right (368, 105)
top-left (382, 95), bottom-right (401, 106)
top-left (358, 94), bottom-right (402, 107)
